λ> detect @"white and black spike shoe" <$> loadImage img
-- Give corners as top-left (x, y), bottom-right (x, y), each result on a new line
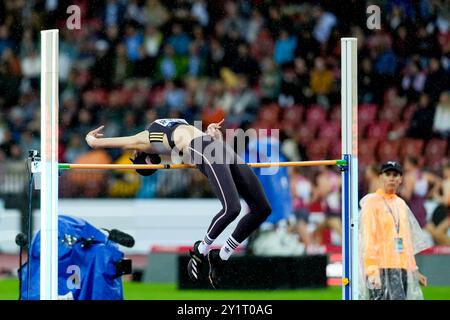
top-left (208, 249), bottom-right (226, 289)
top-left (187, 240), bottom-right (206, 282)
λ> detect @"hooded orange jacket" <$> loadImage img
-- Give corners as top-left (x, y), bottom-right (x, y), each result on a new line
top-left (360, 189), bottom-right (417, 276)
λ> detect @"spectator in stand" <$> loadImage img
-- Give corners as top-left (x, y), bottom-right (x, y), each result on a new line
top-left (124, 24), bottom-right (144, 62)
top-left (158, 43), bottom-right (189, 81)
top-left (0, 25), bottom-right (14, 57)
top-left (187, 42), bottom-right (204, 77)
top-left (191, 0), bottom-right (209, 27)
top-left (20, 48), bottom-right (40, 81)
top-left (144, 0), bottom-right (170, 28)
top-left (359, 57), bottom-right (377, 104)
top-left (259, 58), bottom-right (281, 101)
top-left (364, 164), bottom-right (382, 195)
top-left (310, 57), bottom-right (334, 107)
top-left (432, 91), bottom-right (450, 138)
top-left (424, 58), bottom-right (448, 104)
top-left (429, 163), bottom-right (450, 245)
top-left (112, 43), bottom-right (134, 85)
top-left (290, 167), bottom-right (313, 248)
top-left (143, 25), bottom-right (163, 60)
top-left (228, 75), bottom-right (259, 125)
top-left (103, 0), bottom-right (125, 28)
top-left (19, 131), bottom-right (39, 158)
top-left (312, 5), bottom-right (337, 45)
top-left (407, 93), bottom-right (435, 139)
top-left (373, 38), bottom-right (399, 88)
top-left (401, 60), bottom-right (427, 101)
top-left (64, 133), bottom-right (89, 164)
top-left (164, 80), bottom-right (187, 114)
top-left (166, 23), bottom-right (192, 57)
top-left (400, 156), bottom-right (440, 239)
top-left (230, 43), bottom-right (260, 86)
top-left (312, 166), bottom-right (342, 245)
top-left (91, 40), bottom-right (114, 88)
top-left (273, 29), bottom-right (297, 66)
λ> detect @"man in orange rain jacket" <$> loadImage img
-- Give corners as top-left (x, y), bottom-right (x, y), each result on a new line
top-left (359, 161), bottom-right (431, 300)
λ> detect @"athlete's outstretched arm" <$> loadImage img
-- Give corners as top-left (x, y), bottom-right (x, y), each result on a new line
top-left (86, 125), bottom-right (150, 151)
top-left (205, 119), bottom-right (224, 140)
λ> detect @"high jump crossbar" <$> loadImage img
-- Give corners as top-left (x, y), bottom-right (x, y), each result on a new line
top-left (58, 160), bottom-right (347, 170)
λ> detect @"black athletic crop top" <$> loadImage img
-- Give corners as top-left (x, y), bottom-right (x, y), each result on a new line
top-left (147, 118), bottom-right (189, 150)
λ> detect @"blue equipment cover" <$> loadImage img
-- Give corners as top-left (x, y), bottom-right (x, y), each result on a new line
top-left (244, 138), bottom-right (294, 224)
top-left (20, 215), bottom-right (125, 300)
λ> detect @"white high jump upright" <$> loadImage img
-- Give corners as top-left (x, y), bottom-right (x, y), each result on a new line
top-left (40, 29), bottom-right (59, 300)
top-left (341, 37), bottom-right (359, 300)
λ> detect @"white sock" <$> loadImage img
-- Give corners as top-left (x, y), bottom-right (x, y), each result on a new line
top-left (198, 235), bottom-right (214, 256)
top-left (219, 236), bottom-right (240, 261)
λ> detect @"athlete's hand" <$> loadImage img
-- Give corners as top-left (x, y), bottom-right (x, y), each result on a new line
top-left (206, 119), bottom-right (224, 140)
top-left (86, 125), bottom-right (104, 148)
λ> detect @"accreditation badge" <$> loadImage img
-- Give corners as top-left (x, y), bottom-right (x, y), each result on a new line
top-left (394, 237), bottom-right (404, 253)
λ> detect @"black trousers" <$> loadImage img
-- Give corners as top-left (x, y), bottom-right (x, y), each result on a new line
top-left (368, 268), bottom-right (408, 300)
top-left (188, 137), bottom-right (272, 243)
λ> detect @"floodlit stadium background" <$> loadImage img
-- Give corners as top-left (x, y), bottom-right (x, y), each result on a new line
top-left (0, 0), bottom-right (449, 299)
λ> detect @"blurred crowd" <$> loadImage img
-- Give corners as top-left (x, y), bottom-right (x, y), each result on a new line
top-left (0, 1), bottom-right (449, 245)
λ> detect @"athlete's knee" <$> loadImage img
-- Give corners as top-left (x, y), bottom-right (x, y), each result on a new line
top-left (259, 200), bottom-right (272, 219)
top-left (226, 201), bottom-right (241, 220)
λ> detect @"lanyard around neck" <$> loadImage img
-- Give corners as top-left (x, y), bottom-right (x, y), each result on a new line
top-left (382, 197), bottom-right (400, 234)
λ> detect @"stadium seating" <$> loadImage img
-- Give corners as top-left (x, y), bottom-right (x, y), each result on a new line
top-left (379, 104), bottom-right (402, 124)
top-left (400, 138), bottom-right (425, 161)
top-left (424, 139), bottom-right (449, 171)
top-left (378, 140), bottom-right (401, 163)
top-left (296, 123), bottom-right (318, 146)
top-left (282, 105), bottom-right (304, 123)
top-left (306, 139), bottom-right (330, 160)
top-left (306, 105), bottom-right (328, 127)
top-left (402, 104), bottom-right (416, 122)
top-left (366, 121), bottom-right (391, 140)
top-left (329, 138), bottom-right (342, 160)
top-left (358, 103), bottom-right (378, 128)
top-left (359, 139), bottom-right (379, 165)
top-left (318, 121), bottom-right (341, 140)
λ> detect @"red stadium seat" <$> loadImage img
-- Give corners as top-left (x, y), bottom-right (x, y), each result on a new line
top-left (329, 138), bottom-right (342, 159)
top-left (295, 123), bottom-right (317, 146)
top-left (306, 139), bottom-right (330, 160)
top-left (358, 122), bottom-right (368, 139)
top-left (379, 105), bottom-right (402, 124)
top-left (306, 105), bottom-right (327, 127)
top-left (426, 156), bottom-right (446, 172)
top-left (424, 139), bottom-right (448, 171)
top-left (258, 104), bottom-right (280, 125)
top-left (329, 104), bottom-right (341, 122)
top-left (359, 139), bottom-right (379, 164)
top-left (378, 140), bottom-right (401, 163)
top-left (358, 103), bottom-right (378, 127)
top-left (366, 121), bottom-right (391, 140)
top-left (400, 139), bottom-right (425, 160)
top-left (282, 105), bottom-right (304, 122)
top-left (402, 104), bottom-right (416, 122)
top-left (318, 121), bottom-right (341, 140)
top-left (425, 139), bottom-right (448, 158)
